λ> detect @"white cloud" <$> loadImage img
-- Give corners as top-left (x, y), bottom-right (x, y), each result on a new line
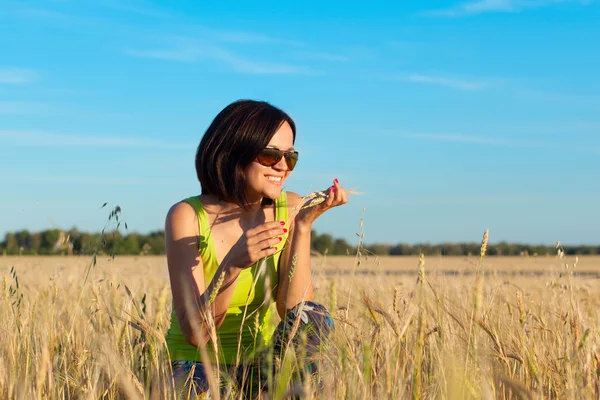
top-left (391, 131), bottom-right (600, 155)
top-left (124, 40), bottom-right (316, 75)
top-left (0, 101), bottom-right (51, 115)
top-left (0, 101), bottom-right (137, 118)
top-left (0, 172), bottom-right (186, 186)
top-left (380, 193), bottom-right (600, 206)
top-left (207, 29), bottom-right (304, 47)
top-left (124, 47), bottom-right (198, 62)
top-left (98, 1), bottom-right (172, 18)
top-left (403, 74), bottom-right (491, 90)
top-left (422, 0), bottom-right (590, 16)
top-left (0, 130), bottom-right (192, 149)
top-left (291, 51), bottom-right (350, 63)
top-left (14, 7), bottom-right (100, 26)
top-left (515, 88), bottom-right (600, 104)
top-left (394, 131), bottom-right (520, 146)
top-left (0, 68), bottom-right (38, 84)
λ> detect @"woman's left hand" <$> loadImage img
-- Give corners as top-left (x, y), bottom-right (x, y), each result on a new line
top-left (294, 178), bottom-right (348, 229)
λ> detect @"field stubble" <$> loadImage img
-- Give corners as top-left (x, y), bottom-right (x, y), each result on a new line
top-left (1, 253), bottom-right (599, 398)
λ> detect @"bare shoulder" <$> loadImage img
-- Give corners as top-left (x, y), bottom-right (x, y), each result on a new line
top-left (165, 200), bottom-right (199, 238)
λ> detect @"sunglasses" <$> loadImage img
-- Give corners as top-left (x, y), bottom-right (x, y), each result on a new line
top-left (256, 146), bottom-right (299, 171)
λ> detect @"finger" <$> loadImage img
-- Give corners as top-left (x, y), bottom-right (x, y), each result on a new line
top-left (336, 185), bottom-right (348, 204)
top-left (333, 178), bottom-right (344, 204)
top-left (247, 220), bottom-right (285, 237)
top-left (253, 235), bottom-right (284, 251)
top-left (341, 188), bottom-right (349, 204)
top-left (248, 226), bottom-right (287, 246)
top-left (334, 184), bottom-right (344, 203)
top-left (324, 185), bottom-right (336, 207)
top-left (255, 246), bottom-right (279, 260)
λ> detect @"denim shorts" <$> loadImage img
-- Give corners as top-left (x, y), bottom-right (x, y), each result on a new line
top-left (171, 301), bottom-right (334, 398)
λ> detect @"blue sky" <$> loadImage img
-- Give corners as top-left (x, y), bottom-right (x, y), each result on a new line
top-left (1, 0), bottom-right (599, 246)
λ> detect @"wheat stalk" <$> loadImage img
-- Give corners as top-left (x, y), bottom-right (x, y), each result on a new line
top-left (413, 253), bottom-right (425, 400)
top-left (299, 188), bottom-right (360, 210)
top-left (208, 271), bottom-right (226, 305)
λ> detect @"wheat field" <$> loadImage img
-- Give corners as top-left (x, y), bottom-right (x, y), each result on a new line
top-left (1, 251), bottom-right (599, 399)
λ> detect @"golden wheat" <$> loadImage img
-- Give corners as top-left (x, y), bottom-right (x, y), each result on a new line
top-left (0, 254), bottom-right (599, 399)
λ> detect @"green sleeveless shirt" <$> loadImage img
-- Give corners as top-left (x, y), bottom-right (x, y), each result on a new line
top-left (165, 191), bottom-right (289, 365)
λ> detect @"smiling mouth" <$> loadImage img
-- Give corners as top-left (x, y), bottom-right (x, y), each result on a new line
top-left (266, 176), bottom-right (283, 183)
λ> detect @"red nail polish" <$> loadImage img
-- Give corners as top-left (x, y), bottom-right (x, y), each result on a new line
top-left (283, 228), bottom-right (288, 233)
top-left (280, 221), bottom-right (285, 225)
top-left (331, 186), bottom-right (336, 192)
top-left (279, 237), bottom-right (283, 242)
top-left (334, 178), bottom-right (339, 184)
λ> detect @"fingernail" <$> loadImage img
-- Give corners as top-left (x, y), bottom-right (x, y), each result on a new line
top-left (331, 186), bottom-right (336, 193)
top-left (334, 178), bottom-right (339, 184)
top-left (280, 221), bottom-right (285, 225)
top-left (279, 237), bottom-right (283, 242)
top-left (283, 228), bottom-right (288, 233)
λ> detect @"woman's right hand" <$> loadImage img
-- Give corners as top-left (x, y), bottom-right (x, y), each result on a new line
top-left (223, 220), bottom-right (287, 269)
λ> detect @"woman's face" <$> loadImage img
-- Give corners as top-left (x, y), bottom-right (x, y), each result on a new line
top-left (244, 121), bottom-right (295, 203)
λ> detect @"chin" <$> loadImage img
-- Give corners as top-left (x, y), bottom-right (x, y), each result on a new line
top-left (264, 188), bottom-right (282, 200)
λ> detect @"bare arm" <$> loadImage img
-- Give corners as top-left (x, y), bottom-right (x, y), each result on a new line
top-left (165, 201), bottom-right (242, 348)
top-left (276, 198), bottom-right (314, 318)
top-left (166, 201), bottom-right (287, 347)
top-left (276, 181), bottom-right (348, 319)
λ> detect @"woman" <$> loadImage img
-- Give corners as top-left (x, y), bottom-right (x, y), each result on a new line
top-left (164, 99), bottom-right (348, 397)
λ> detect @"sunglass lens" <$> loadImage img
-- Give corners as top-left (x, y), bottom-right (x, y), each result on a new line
top-left (257, 148), bottom-right (282, 166)
top-left (285, 153), bottom-right (298, 170)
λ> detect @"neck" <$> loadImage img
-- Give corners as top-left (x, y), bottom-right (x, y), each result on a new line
top-left (205, 194), bottom-right (264, 218)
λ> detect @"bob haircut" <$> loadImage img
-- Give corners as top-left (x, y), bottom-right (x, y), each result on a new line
top-left (195, 99), bottom-right (296, 209)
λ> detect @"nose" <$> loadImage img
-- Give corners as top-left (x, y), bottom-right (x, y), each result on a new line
top-left (273, 156), bottom-right (289, 171)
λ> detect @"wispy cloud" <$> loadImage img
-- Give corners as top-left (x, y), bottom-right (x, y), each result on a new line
top-left (14, 7), bottom-right (101, 26)
top-left (15, 7), bottom-right (74, 20)
top-left (124, 39), bottom-right (316, 75)
top-left (422, 0), bottom-right (590, 17)
top-left (0, 130), bottom-right (192, 149)
top-left (0, 101), bottom-right (137, 118)
top-left (391, 131), bottom-right (600, 155)
top-left (387, 41), bottom-right (422, 48)
top-left (515, 88), bottom-right (600, 105)
top-left (379, 193), bottom-right (600, 206)
top-left (394, 131), bottom-right (522, 146)
top-left (291, 51), bottom-right (350, 63)
top-left (124, 47), bottom-right (198, 62)
top-left (0, 172), bottom-right (187, 186)
top-left (0, 68), bottom-right (39, 84)
top-left (0, 101), bottom-right (51, 115)
top-left (97, 1), bottom-right (173, 18)
top-left (205, 29), bottom-right (304, 47)
top-left (401, 74), bottom-right (492, 90)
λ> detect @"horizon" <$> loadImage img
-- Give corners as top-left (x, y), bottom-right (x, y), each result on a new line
top-left (1, 225), bottom-right (596, 248)
top-left (1, 0), bottom-right (599, 246)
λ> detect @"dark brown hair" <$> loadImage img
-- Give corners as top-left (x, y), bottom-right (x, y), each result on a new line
top-left (195, 99), bottom-right (296, 209)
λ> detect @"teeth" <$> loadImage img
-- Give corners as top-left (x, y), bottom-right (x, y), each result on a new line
top-left (267, 176), bottom-right (282, 182)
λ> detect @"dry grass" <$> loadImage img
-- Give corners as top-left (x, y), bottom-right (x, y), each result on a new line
top-left (1, 252), bottom-right (599, 399)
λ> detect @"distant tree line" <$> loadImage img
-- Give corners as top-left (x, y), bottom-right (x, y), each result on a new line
top-left (0, 228), bottom-right (165, 256)
top-left (1, 228), bottom-right (598, 256)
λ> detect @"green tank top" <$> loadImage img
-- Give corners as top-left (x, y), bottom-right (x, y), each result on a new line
top-left (165, 191), bottom-right (289, 365)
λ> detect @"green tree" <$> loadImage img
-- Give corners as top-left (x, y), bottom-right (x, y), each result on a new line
top-left (311, 232), bottom-right (333, 255)
top-left (5, 233), bottom-right (19, 255)
top-left (124, 234), bottom-right (140, 255)
top-left (332, 238), bottom-right (352, 255)
top-left (30, 233), bottom-right (42, 254)
top-left (389, 243), bottom-right (412, 255)
top-left (41, 230), bottom-right (62, 254)
top-left (364, 244), bottom-right (392, 256)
